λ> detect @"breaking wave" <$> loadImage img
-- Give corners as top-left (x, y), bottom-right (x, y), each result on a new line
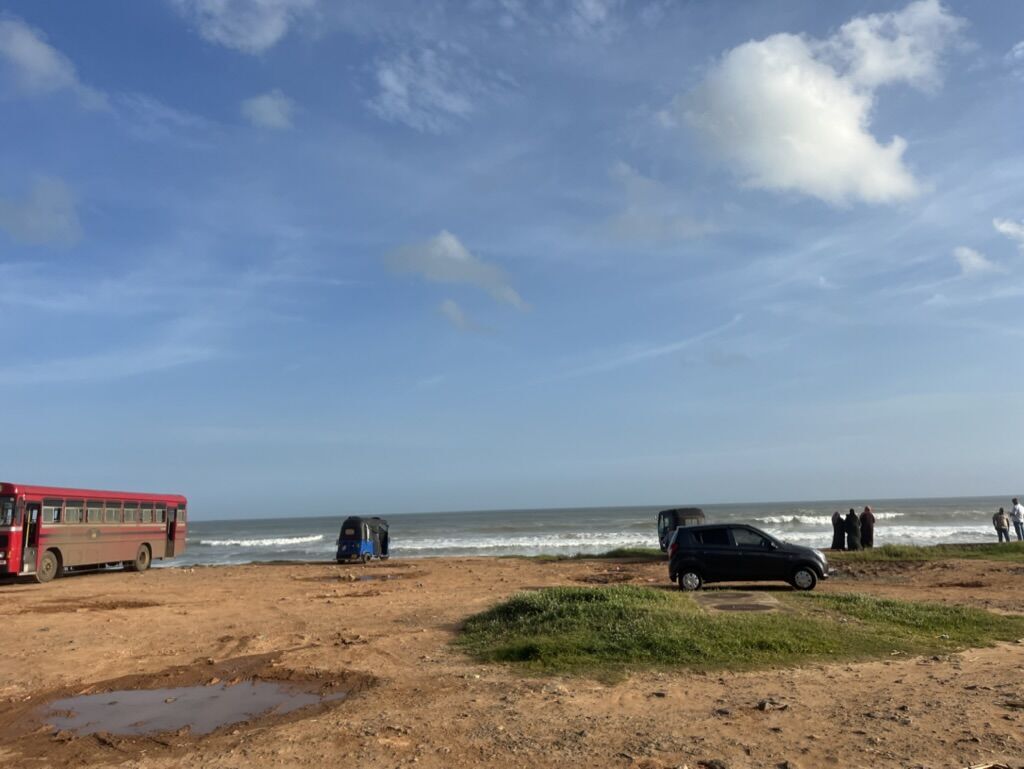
top-left (197, 534), bottom-right (326, 548)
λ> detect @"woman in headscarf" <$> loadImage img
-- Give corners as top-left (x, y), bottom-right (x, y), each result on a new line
top-left (860, 506), bottom-right (876, 549)
top-left (845, 508), bottom-right (862, 551)
top-left (830, 510), bottom-right (845, 550)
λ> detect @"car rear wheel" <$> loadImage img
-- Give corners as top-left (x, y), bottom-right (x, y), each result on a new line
top-left (678, 571), bottom-right (703, 591)
top-left (791, 567), bottom-right (817, 591)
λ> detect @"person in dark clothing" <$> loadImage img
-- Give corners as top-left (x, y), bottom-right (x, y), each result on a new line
top-left (859, 505), bottom-right (876, 549)
top-left (830, 510), bottom-right (845, 550)
top-left (845, 508), bottom-right (862, 551)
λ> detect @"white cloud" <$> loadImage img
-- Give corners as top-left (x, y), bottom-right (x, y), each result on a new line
top-left (1006, 41), bottom-right (1024, 78)
top-left (0, 17), bottom-right (106, 108)
top-left (241, 88), bottom-right (293, 129)
top-left (169, 0), bottom-right (316, 54)
top-left (0, 177), bottom-right (82, 247)
top-left (368, 47), bottom-right (494, 133)
top-left (685, 0), bottom-right (962, 205)
top-left (567, 0), bottom-right (621, 38)
top-left (952, 246), bottom-right (1000, 276)
top-left (993, 217), bottom-right (1024, 252)
top-left (117, 93), bottom-right (212, 144)
top-left (386, 230), bottom-right (526, 309)
top-left (439, 299), bottom-right (472, 331)
top-left (608, 162), bottom-right (714, 243)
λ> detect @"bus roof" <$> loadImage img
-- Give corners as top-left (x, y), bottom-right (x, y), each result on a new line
top-left (0, 482), bottom-right (187, 505)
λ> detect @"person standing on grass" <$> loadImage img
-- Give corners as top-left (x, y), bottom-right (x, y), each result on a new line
top-left (845, 508), bottom-right (862, 551)
top-left (994, 507), bottom-right (1012, 543)
top-left (1012, 498), bottom-right (1024, 541)
top-left (859, 506), bottom-right (876, 549)
top-left (830, 510), bottom-right (845, 550)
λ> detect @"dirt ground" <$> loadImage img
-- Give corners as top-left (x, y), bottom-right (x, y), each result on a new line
top-left (2, 556), bottom-right (1023, 769)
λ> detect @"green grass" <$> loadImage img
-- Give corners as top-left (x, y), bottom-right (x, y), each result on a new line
top-left (831, 541), bottom-right (1024, 562)
top-left (457, 585), bottom-right (1024, 676)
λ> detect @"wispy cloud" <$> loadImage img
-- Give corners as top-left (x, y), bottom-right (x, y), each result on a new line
top-left (953, 246), bottom-right (1002, 276)
top-left (438, 298), bottom-right (473, 331)
top-left (0, 176), bottom-right (82, 246)
top-left (9, 340), bottom-right (216, 385)
top-left (684, 0), bottom-right (963, 205)
top-left (241, 88), bottom-right (294, 129)
top-left (993, 217), bottom-right (1024, 252)
top-left (169, 0), bottom-right (317, 54)
top-left (0, 16), bottom-right (107, 108)
top-left (368, 46), bottom-right (506, 133)
top-left (385, 230), bottom-right (527, 309)
top-left (555, 314), bottom-right (744, 380)
top-left (607, 161), bottom-right (714, 243)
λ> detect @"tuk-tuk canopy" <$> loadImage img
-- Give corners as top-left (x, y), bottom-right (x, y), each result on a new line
top-left (339, 516), bottom-right (388, 539)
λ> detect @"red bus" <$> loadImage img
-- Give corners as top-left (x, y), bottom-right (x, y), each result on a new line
top-left (0, 483), bottom-right (187, 583)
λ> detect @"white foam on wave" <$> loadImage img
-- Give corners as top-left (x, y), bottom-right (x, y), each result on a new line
top-left (755, 512), bottom-right (904, 525)
top-left (198, 534), bottom-right (326, 548)
top-left (767, 524), bottom-right (996, 547)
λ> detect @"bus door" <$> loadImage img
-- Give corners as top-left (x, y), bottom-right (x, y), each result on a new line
top-left (165, 507), bottom-right (177, 557)
top-left (21, 503), bottom-right (40, 574)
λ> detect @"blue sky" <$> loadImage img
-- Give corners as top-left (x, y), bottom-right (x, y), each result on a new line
top-left (1, 0), bottom-right (1022, 518)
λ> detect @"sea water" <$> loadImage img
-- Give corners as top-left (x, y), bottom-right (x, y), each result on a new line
top-left (178, 496), bottom-right (1011, 567)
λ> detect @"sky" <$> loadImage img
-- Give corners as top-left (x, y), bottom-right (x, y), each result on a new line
top-left (1, 0), bottom-right (1023, 518)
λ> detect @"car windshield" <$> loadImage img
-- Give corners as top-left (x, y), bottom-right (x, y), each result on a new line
top-left (0, 496), bottom-right (14, 526)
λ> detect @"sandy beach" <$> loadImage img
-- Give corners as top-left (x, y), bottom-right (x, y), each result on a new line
top-left (2, 556), bottom-right (1023, 769)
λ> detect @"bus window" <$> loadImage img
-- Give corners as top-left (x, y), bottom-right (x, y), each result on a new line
top-left (43, 499), bottom-right (63, 524)
top-left (65, 500), bottom-right (83, 524)
top-left (140, 504), bottom-right (153, 523)
top-left (123, 503), bottom-right (138, 523)
top-left (179, 507), bottom-right (187, 522)
top-left (104, 502), bottom-right (121, 523)
top-left (87, 501), bottom-right (102, 523)
top-left (156, 503), bottom-right (166, 523)
top-left (0, 496), bottom-right (13, 526)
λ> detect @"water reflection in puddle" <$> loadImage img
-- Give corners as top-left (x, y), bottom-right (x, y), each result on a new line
top-left (44, 681), bottom-right (347, 736)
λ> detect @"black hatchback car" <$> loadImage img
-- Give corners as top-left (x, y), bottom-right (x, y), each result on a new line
top-left (668, 523), bottom-right (829, 591)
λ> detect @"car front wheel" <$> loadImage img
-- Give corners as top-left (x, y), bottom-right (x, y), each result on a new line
top-left (678, 571), bottom-right (703, 591)
top-left (791, 567), bottom-right (817, 591)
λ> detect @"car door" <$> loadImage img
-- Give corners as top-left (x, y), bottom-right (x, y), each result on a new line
top-left (693, 526), bottom-right (735, 581)
top-left (730, 526), bottom-right (783, 581)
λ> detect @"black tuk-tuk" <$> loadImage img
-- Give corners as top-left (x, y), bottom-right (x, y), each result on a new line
top-left (336, 516), bottom-right (390, 563)
top-left (657, 507), bottom-right (706, 551)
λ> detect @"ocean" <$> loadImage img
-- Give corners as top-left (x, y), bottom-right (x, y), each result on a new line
top-left (178, 495), bottom-right (1011, 567)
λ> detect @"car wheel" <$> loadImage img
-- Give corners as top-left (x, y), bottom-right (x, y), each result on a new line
top-left (678, 571), bottom-right (703, 591)
top-left (791, 567), bottom-right (817, 591)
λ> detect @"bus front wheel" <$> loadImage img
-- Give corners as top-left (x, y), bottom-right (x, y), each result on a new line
top-left (36, 551), bottom-right (61, 583)
top-left (126, 545), bottom-right (151, 573)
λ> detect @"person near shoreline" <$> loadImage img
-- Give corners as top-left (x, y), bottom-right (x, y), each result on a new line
top-left (844, 508), bottom-right (862, 551)
top-left (1012, 498), bottom-right (1024, 541)
top-left (830, 510), bottom-right (845, 550)
top-left (859, 506), bottom-right (875, 549)
top-left (993, 507), bottom-right (1012, 543)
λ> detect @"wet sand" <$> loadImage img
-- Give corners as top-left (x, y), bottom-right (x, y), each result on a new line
top-left (2, 556), bottom-right (1024, 768)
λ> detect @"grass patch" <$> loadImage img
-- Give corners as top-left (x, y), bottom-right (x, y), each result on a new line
top-left (831, 542), bottom-right (1024, 563)
top-left (457, 585), bottom-right (1024, 676)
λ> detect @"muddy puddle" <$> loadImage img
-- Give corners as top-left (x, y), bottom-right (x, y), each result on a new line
top-left (43, 681), bottom-right (347, 736)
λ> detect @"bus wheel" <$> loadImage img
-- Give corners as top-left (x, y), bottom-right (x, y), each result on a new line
top-left (127, 545), bottom-right (151, 573)
top-left (36, 551), bottom-right (61, 583)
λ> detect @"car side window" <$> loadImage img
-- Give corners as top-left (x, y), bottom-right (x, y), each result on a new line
top-left (732, 528), bottom-right (768, 548)
top-left (695, 528), bottom-right (731, 546)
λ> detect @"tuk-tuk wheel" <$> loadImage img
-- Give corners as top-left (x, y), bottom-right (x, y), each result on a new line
top-left (361, 554), bottom-right (370, 564)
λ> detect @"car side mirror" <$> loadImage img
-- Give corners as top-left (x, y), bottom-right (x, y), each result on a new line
top-left (765, 540), bottom-right (777, 550)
